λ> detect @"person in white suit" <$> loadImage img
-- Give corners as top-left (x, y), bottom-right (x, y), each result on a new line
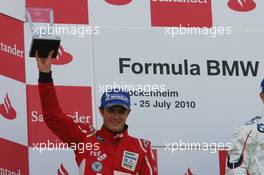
top-left (226, 79), bottom-right (264, 175)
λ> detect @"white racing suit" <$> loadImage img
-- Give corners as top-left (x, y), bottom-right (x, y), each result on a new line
top-left (226, 116), bottom-right (264, 175)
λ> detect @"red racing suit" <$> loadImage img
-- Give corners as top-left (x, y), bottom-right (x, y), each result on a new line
top-left (39, 82), bottom-right (158, 175)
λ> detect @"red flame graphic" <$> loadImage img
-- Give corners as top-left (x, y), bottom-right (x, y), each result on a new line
top-left (51, 46), bottom-right (73, 65)
top-left (185, 168), bottom-right (193, 175)
top-left (0, 93), bottom-right (16, 120)
top-left (105, 0), bottom-right (132, 5)
top-left (228, 0), bottom-right (256, 12)
top-left (57, 163), bottom-right (69, 175)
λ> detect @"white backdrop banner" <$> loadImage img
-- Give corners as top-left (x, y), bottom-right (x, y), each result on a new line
top-left (93, 26), bottom-right (264, 174)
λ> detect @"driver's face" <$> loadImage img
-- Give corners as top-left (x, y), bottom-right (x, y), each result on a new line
top-left (100, 105), bottom-right (130, 133)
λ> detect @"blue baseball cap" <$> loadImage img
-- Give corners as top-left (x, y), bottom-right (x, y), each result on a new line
top-left (100, 88), bottom-right (131, 109)
top-left (261, 79), bottom-right (264, 93)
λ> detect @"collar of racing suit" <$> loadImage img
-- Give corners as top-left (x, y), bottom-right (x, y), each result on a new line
top-left (97, 124), bottom-right (128, 144)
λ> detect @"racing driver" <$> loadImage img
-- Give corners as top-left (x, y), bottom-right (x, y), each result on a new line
top-left (35, 51), bottom-right (158, 175)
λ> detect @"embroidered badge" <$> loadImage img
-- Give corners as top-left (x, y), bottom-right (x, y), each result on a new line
top-left (142, 139), bottom-right (150, 149)
top-left (257, 123), bottom-right (264, 133)
top-left (90, 150), bottom-right (107, 161)
top-left (113, 170), bottom-right (132, 175)
top-left (91, 161), bottom-right (103, 172)
top-left (96, 134), bottom-right (105, 142)
top-left (121, 151), bottom-right (139, 172)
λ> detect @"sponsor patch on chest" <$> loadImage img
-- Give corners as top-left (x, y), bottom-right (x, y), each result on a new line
top-left (113, 170), bottom-right (132, 175)
top-left (121, 151), bottom-right (139, 172)
top-left (90, 150), bottom-right (107, 161)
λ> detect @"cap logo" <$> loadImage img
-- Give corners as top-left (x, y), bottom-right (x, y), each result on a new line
top-left (105, 94), bottom-right (129, 103)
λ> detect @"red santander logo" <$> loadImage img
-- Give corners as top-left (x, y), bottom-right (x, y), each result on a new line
top-left (57, 163), bottom-right (69, 175)
top-left (185, 168), bottom-right (193, 175)
top-left (0, 93), bottom-right (17, 120)
top-left (228, 0), bottom-right (256, 12)
top-left (105, 0), bottom-right (132, 5)
top-left (51, 45), bottom-right (73, 65)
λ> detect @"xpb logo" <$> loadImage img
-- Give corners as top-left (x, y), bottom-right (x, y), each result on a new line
top-left (0, 93), bottom-right (16, 120)
top-left (228, 0), bottom-right (256, 12)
